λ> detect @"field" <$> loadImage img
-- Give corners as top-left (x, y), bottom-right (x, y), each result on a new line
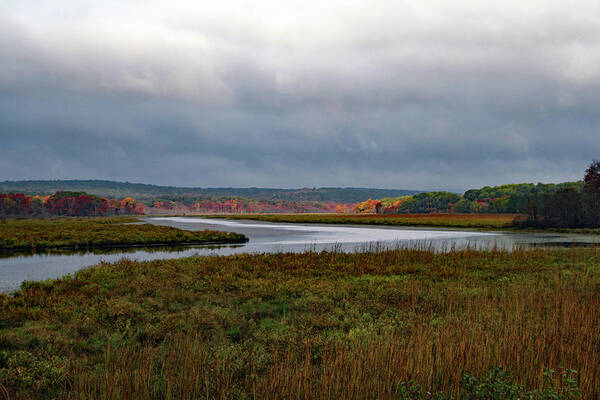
top-left (0, 217), bottom-right (247, 250)
top-left (1, 247), bottom-right (598, 399)
top-left (216, 213), bottom-right (520, 229)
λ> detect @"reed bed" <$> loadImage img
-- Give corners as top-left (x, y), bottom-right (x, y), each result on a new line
top-left (1, 247), bottom-right (598, 399)
top-left (0, 217), bottom-right (247, 250)
top-left (218, 213), bottom-right (519, 228)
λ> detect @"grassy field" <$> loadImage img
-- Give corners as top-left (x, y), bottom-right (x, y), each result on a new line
top-left (214, 213), bottom-right (520, 229)
top-left (0, 217), bottom-right (247, 250)
top-left (0, 247), bottom-right (598, 399)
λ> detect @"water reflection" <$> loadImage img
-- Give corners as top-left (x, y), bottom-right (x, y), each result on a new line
top-left (0, 243), bottom-right (245, 293)
top-left (0, 243), bottom-right (242, 259)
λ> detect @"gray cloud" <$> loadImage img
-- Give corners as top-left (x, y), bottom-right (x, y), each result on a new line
top-left (1, 1), bottom-right (600, 191)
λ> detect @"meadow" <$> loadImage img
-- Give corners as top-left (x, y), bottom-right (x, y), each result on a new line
top-left (217, 213), bottom-right (519, 229)
top-left (0, 217), bottom-right (247, 251)
top-left (1, 247), bottom-right (598, 399)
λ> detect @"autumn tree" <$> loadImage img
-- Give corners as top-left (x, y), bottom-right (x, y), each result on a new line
top-left (584, 160), bottom-right (600, 191)
top-left (583, 160), bottom-right (600, 226)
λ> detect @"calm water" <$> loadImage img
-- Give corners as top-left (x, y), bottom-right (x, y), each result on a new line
top-left (2, 217), bottom-right (600, 292)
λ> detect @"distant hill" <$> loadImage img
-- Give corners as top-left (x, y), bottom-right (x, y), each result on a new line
top-left (0, 180), bottom-right (421, 203)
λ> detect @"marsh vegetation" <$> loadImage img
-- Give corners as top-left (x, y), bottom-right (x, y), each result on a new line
top-left (1, 247), bottom-right (598, 399)
top-left (215, 213), bottom-right (519, 229)
top-left (0, 217), bottom-right (247, 251)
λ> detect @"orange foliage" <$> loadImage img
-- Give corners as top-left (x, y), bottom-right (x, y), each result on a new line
top-left (353, 199), bottom-right (382, 214)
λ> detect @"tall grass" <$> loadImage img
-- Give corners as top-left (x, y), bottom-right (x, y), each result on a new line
top-left (0, 217), bottom-right (247, 250)
top-left (1, 247), bottom-right (599, 398)
top-left (218, 213), bottom-right (519, 228)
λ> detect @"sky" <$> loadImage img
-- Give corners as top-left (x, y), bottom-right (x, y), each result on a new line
top-left (1, 0), bottom-right (600, 192)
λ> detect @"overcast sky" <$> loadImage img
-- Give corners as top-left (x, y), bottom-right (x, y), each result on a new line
top-left (1, 0), bottom-right (599, 191)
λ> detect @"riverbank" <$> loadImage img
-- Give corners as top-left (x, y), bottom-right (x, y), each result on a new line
top-left (199, 213), bottom-right (600, 235)
top-left (203, 213), bottom-right (519, 229)
top-left (1, 247), bottom-right (597, 398)
top-left (0, 217), bottom-right (247, 251)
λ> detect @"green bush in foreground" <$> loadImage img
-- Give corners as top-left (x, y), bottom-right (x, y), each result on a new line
top-left (1, 247), bottom-right (598, 399)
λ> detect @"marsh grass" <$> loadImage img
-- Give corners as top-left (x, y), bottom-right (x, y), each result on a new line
top-left (1, 247), bottom-right (599, 398)
top-left (0, 217), bottom-right (247, 250)
top-left (216, 213), bottom-right (519, 229)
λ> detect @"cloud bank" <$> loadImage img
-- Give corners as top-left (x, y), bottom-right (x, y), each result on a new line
top-left (2, 0), bottom-right (600, 190)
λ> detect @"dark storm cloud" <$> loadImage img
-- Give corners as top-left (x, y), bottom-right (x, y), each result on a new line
top-left (1, 1), bottom-right (600, 190)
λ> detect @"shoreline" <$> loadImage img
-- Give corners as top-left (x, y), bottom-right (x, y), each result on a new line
top-left (161, 213), bottom-right (600, 235)
top-left (0, 237), bottom-right (248, 254)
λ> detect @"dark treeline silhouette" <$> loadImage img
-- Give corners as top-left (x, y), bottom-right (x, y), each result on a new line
top-left (519, 161), bottom-right (600, 228)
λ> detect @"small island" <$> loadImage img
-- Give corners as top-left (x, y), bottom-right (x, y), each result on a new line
top-left (0, 217), bottom-right (247, 251)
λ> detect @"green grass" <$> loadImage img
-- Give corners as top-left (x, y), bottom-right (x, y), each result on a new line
top-left (0, 217), bottom-right (247, 250)
top-left (211, 213), bottom-right (519, 229)
top-left (1, 247), bottom-right (598, 399)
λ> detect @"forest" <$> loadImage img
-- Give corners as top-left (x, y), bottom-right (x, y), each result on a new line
top-left (148, 197), bottom-right (348, 214)
top-left (354, 161), bottom-right (600, 228)
top-left (4, 162), bottom-right (600, 230)
top-left (0, 191), bottom-right (145, 217)
top-left (0, 191), bottom-right (353, 217)
top-left (354, 183), bottom-right (584, 215)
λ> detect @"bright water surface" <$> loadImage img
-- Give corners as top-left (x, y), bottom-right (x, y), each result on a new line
top-left (2, 217), bottom-right (600, 292)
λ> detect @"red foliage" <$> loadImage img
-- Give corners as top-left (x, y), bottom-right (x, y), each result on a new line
top-left (0, 191), bottom-right (143, 217)
top-left (1, 191), bottom-right (352, 217)
top-left (0, 193), bottom-right (33, 215)
top-left (43, 192), bottom-right (111, 216)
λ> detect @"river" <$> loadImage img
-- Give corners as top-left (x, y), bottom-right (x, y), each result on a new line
top-left (2, 217), bottom-right (600, 292)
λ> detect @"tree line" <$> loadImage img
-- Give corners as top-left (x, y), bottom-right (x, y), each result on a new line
top-left (5, 161), bottom-right (600, 228)
top-left (518, 160), bottom-right (600, 228)
top-left (148, 197), bottom-right (349, 214)
top-left (354, 161), bottom-right (600, 228)
top-left (0, 191), bottom-right (145, 217)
